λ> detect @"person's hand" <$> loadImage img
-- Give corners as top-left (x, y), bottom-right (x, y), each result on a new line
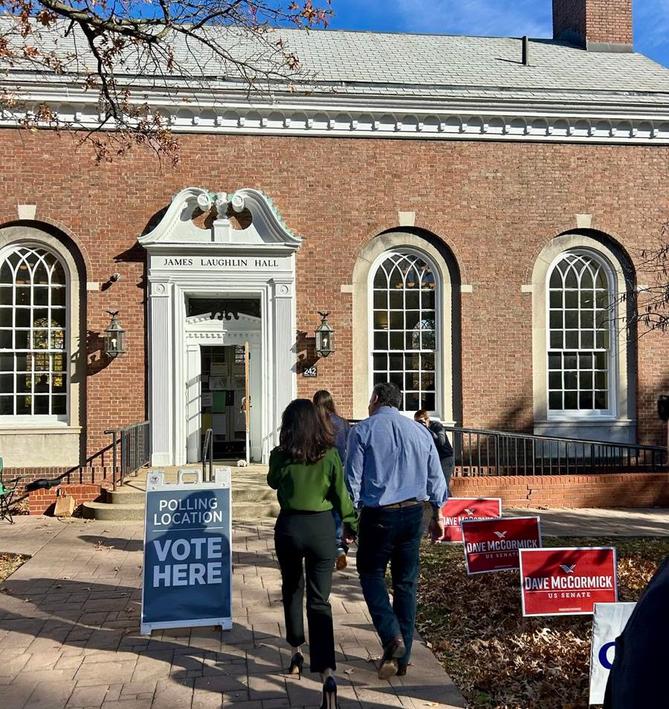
top-left (428, 517), bottom-right (444, 544)
top-left (343, 523), bottom-right (357, 545)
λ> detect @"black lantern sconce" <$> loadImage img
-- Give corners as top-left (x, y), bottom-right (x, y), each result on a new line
top-left (104, 310), bottom-right (127, 358)
top-left (315, 311), bottom-right (335, 358)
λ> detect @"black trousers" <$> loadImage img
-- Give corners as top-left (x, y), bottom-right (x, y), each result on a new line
top-left (274, 510), bottom-right (337, 673)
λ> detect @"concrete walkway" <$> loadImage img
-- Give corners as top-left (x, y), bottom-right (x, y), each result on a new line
top-left (0, 517), bottom-right (465, 709)
top-left (507, 507), bottom-right (669, 537)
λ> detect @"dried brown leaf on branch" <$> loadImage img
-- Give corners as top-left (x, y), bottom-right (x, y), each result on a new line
top-left (0, 0), bottom-right (332, 163)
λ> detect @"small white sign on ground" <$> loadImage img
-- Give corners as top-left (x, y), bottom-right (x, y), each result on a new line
top-left (589, 601), bottom-right (636, 705)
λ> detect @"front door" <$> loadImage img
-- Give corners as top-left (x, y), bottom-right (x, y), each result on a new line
top-left (201, 345), bottom-right (247, 460)
top-left (185, 298), bottom-right (262, 464)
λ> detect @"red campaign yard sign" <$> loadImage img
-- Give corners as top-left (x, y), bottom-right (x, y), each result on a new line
top-left (519, 547), bottom-right (617, 617)
top-left (439, 498), bottom-right (502, 542)
top-left (462, 516), bottom-right (542, 574)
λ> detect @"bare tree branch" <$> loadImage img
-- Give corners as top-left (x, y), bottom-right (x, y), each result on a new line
top-left (0, 0), bottom-right (332, 162)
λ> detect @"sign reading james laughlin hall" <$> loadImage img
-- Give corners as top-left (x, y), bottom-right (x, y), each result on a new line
top-left (140, 470), bottom-right (232, 635)
top-left (519, 547), bottom-right (617, 617)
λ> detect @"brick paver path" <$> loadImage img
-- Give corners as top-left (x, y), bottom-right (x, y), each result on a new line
top-left (0, 518), bottom-right (464, 708)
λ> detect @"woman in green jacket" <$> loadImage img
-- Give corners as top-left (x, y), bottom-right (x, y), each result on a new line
top-left (268, 399), bottom-right (357, 709)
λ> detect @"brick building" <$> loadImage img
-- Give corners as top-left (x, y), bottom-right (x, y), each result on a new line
top-left (1, 0), bottom-right (669, 507)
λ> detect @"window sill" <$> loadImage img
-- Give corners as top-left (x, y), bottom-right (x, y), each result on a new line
top-left (541, 417), bottom-right (634, 425)
top-left (0, 424), bottom-right (82, 434)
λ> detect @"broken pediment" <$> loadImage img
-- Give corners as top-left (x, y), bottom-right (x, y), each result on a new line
top-left (139, 187), bottom-right (302, 251)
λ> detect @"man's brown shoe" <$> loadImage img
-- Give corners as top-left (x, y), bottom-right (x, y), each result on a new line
top-left (378, 658), bottom-right (398, 680)
top-left (378, 637), bottom-right (405, 680)
top-left (335, 552), bottom-right (348, 571)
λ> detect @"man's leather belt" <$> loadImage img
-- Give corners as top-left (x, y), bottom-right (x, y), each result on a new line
top-left (377, 498), bottom-right (423, 510)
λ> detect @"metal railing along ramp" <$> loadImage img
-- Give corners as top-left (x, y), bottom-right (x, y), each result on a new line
top-left (445, 426), bottom-right (667, 477)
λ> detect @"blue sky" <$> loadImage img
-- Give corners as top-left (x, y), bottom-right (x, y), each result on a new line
top-left (328, 0), bottom-right (669, 68)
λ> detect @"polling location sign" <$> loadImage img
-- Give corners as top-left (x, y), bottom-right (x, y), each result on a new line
top-left (140, 468), bottom-right (232, 635)
top-left (589, 602), bottom-right (636, 705)
top-left (461, 516), bottom-right (541, 574)
top-left (519, 547), bottom-right (617, 617)
top-left (439, 498), bottom-right (502, 542)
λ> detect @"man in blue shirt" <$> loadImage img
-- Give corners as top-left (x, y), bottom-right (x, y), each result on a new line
top-left (346, 382), bottom-right (448, 680)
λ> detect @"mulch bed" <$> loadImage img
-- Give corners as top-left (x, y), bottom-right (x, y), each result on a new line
top-left (416, 537), bottom-right (669, 709)
top-left (0, 551), bottom-right (29, 584)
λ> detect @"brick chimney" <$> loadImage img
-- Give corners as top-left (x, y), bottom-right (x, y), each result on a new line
top-left (553, 0), bottom-right (633, 52)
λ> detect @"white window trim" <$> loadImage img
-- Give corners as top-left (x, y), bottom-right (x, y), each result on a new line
top-left (545, 248), bottom-right (618, 422)
top-left (351, 231), bottom-right (454, 423)
top-left (0, 241), bottom-right (71, 425)
top-left (531, 232), bottom-right (635, 443)
top-left (367, 247), bottom-right (442, 416)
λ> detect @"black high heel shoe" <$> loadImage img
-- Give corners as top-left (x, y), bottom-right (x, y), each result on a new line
top-left (287, 651), bottom-right (304, 678)
top-left (320, 676), bottom-right (339, 709)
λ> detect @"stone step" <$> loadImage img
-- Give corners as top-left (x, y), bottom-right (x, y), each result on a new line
top-left (83, 464), bottom-right (275, 522)
top-left (82, 501), bottom-right (145, 521)
top-left (233, 501), bottom-right (280, 520)
top-left (105, 487), bottom-right (145, 505)
top-left (82, 499), bottom-right (279, 522)
top-left (105, 483), bottom-right (276, 506)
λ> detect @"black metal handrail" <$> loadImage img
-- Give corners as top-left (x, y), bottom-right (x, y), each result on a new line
top-left (202, 427), bottom-right (213, 482)
top-left (105, 421), bottom-right (151, 490)
top-left (445, 426), bottom-right (667, 477)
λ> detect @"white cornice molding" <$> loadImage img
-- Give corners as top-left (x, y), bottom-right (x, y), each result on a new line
top-left (3, 82), bottom-right (669, 145)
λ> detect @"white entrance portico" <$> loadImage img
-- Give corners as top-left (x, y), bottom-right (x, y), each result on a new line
top-left (139, 187), bottom-right (301, 466)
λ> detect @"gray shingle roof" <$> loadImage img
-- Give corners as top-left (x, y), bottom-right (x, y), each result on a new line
top-left (272, 30), bottom-right (669, 96)
top-left (4, 20), bottom-right (669, 104)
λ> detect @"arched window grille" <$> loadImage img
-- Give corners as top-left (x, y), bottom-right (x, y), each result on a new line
top-left (0, 245), bottom-right (68, 418)
top-left (547, 251), bottom-right (614, 415)
top-left (371, 250), bottom-right (438, 412)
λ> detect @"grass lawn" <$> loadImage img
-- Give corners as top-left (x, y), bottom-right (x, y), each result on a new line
top-left (0, 551), bottom-right (29, 584)
top-left (417, 537), bottom-right (669, 709)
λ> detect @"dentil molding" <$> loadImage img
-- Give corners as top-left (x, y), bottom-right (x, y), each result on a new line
top-left (3, 93), bottom-right (669, 145)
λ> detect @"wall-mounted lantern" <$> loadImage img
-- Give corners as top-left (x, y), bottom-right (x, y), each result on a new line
top-left (315, 311), bottom-right (334, 358)
top-left (104, 310), bottom-right (127, 358)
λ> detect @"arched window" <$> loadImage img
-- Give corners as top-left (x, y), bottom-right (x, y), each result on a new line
top-left (371, 250), bottom-right (438, 412)
top-left (547, 250), bottom-right (614, 416)
top-left (0, 245), bottom-right (68, 420)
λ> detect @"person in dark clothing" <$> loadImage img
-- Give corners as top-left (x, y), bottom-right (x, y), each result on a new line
top-left (313, 390), bottom-right (351, 570)
top-left (268, 399), bottom-right (357, 709)
top-left (604, 555), bottom-right (669, 709)
top-left (414, 409), bottom-right (454, 492)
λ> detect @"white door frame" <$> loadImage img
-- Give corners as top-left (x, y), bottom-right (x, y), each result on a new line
top-left (184, 311), bottom-right (262, 463)
top-left (139, 187), bottom-right (302, 467)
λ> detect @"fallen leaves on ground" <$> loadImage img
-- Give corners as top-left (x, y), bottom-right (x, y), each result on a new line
top-left (0, 551), bottom-right (29, 585)
top-left (416, 537), bottom-right (669, 709)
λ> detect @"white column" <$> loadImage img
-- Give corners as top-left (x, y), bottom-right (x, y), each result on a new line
top-left (249, 334), bottom-right (263, 461)
top-left (271, 279), bottom-right (297, 449)
top-left (149, 281), bottom-right (173, 466)
top-left (185, 344), bottom-right (201, 463)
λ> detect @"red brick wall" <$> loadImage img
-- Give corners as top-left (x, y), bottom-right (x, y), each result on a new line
top-left (1, 130), bottom-right (668, 481)
top-left (553, 0), bottom-right (633, 48)
top-left (452, 473), bottom-right (669, 508)
top-left (27, 483), bottom-right (104, 515)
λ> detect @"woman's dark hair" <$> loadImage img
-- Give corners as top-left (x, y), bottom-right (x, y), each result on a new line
top-left (313, 389), bottom-right (338, 417)
top-left (279, 399), bottom-right (334, 464)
